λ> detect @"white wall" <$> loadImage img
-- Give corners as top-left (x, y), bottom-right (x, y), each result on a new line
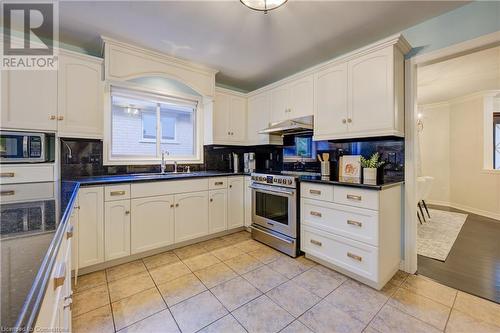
top-left (419, 94), bottom-right (500, 220)
top-left (419, 103), bottom-right (451, 204)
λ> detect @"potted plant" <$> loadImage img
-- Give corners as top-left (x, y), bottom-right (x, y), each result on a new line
top-left (360, 153), bottom-right (384, 183)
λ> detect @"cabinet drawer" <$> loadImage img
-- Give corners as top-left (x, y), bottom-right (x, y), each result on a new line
top-left (104, 184), bottom-right (130, 201)
top-left (302, 226), bottom-right (378, 281)
top-left (0, 182), bottom-right (54, 203)
top-left (301, 182), bottom-right (334, 202)
top-left (301, 198), bottom-right (378, 246)
top-left (209, 177), bottom-right (227, 190)
top-left (333, 186), bottom-right (379, 210)
top-left (0, 164), bottom-right (53, 184)
top-left (131, 179), bottom-right (209, 198)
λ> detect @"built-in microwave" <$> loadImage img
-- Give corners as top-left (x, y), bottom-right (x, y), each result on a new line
top-left (0, 131), bottom-right (53, 163)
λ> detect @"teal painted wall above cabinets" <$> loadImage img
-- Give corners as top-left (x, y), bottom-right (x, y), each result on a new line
top-left (403, 1), bottom-right (500, 57)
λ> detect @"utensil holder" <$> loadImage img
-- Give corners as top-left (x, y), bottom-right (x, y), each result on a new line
top-left (320, 161), bottom-right (330, 177)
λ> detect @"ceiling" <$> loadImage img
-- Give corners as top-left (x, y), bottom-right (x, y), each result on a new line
top-left (58, 1), bottom-right (467, 92)
top-left (418, 46), bottom-right (500, 105)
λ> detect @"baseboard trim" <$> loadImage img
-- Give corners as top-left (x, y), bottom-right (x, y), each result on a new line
top-left (426, 200), bottom-right (500, 221)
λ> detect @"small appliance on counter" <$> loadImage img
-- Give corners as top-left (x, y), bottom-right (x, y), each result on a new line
top-left (243, 152), bottom-right (256, 173)
top-left (0, 131), bottom-right (55, 163)
top-left (230, 153), bottom-right (239, 173)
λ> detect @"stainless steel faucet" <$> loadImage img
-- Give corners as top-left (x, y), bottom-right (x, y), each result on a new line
top-left (161, 151), bottom-right (167, 173)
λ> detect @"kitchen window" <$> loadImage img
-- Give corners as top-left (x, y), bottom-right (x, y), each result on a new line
top-left (107, 86), bottom-right (200, 164)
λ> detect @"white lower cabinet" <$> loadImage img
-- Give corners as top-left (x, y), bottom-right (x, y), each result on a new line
top-left (104, 200), bottom-right (131, 260)
top-left (131, 195), bottom-right (174, 254)
top-left (228, 177), bottom-right (245, 229)
top-left (209, 189), bottom-right (227, 234)
top-left (175, 191), bottom-right (209, 242)
top-left (244, 176), bottom-right (252, 227)
top-left (300, 182), bottom-right (402, 290)
top-left (78, 187), bottom-right (104, 268)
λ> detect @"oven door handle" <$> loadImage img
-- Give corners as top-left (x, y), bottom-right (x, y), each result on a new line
top-left (250, 225), bottom-right (295, 244)
top-left (249, 184), bottom-right (295, 196)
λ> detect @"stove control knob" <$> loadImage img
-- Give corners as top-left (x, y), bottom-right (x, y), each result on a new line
top-left (273, 178), bottom-right (277, 183)
top-left (287, 179), bottom-right (293, 185)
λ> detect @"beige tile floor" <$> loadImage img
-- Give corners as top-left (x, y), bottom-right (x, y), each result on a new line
top-left (72, 231), bottom-right (500, 333)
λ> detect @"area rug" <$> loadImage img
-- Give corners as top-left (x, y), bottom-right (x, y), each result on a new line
top-left (417, 209), bottom-right (468, 261)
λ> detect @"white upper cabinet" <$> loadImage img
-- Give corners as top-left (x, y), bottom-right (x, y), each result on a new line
top-left (314, 63), bottom-right (348, 138)
top-left (313, 37), bottom-right (408, 141)
top-left (58, 52), bottom-right (104, 138)
top-left (289, 75), bottom-right (314, 119)
top-left (247, 92), bottom-right (282, 145)
top-left (271, 74), bottom-right (314, 123)
top-left (1, 70), bottom-right (58, 131)
top-left (212, 89), bottom-right (247, 144)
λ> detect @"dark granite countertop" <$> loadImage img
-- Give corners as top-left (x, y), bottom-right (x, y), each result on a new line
top-left (1, 181), bottom-right (79, 331)
top-left (298, 175), bottom-right (404, 190)
top-left (76, 171), bottom-right (249, 186)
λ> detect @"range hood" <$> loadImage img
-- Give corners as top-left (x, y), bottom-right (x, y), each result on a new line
top-left (259, 116), bottom-right (313, 136)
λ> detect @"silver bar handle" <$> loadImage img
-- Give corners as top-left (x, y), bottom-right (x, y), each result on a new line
top-left (346, 194), bottom-right (362, 201)
top-left (0, 172), bottom-right (15, 178)
top-left (214, 181), bottom-right (224, 186)
top-left (309, 189), bottom-right (321, 195)
top-left (250, 225), bottom-right (294, 244)
top-left (0, 190), bottom-right (15, 196)
top-left (310, 211), bottom-right (322, 218)
top-left (53, 262), bottom-right (66, 289)
top-left (249, 184), bottom-right (294, 196)
top-left (110, 190), bottom-right (126, 196)
top-left (347, 252), bottom-right (362, 262)
top-left (347, 220), bottom-right (362, 227)
top-left (310, 239), bottom-right (322, 246)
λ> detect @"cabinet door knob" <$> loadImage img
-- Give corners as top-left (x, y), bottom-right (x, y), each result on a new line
top-left (58, 115), bottom-right (64, 121)
top-left (125, 210), bottom-right (130, 215)
top-left (66, 225), bottom-right (74, 239)
top-left (229, 185), bottom-right (232, 188)
top-left (347, 118), bottom-right (352, 123)
top-left (342, 119), bottom-right (347, 124)
top-left (49, 115), bottom-right (56, 120)
top-left (228, 131), bottom-right (231, 135)
top-left (210, 198), bottom-right (213, 202)
top-left (175, 203), bottom-right (179, 207)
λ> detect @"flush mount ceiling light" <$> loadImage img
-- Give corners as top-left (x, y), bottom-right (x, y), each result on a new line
top-left (240, 0), bottom-right (288, 13)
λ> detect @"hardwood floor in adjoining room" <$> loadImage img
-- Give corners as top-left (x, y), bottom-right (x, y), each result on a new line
top-left (418, 205), bottom-right (500, 304)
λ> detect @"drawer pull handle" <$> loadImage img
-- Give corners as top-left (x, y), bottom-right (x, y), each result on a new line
top-left (346, 194), bottom-right (362, 201)
top-left (0, 172), bottom-right (15, 177)
top-left (53, 262), bottom-right (66, 289)
top-left (310, 239), bottom-right (322, 246)
top-left (214, 182), bottom-right (224, 186)
top-left (0, 190), bottom-right (15, 196)
top-left (110, 190), bottom-right (126, 196)
top-left (66, 225), bottom-right (74, 239)
top-left (347, 252), bottom-right (362, 262)
top-left (347, 220), bottom-right (362, 227)
top-left (309, 189), bottom-right (321, 195)
top-left (310, 211), bottom-right (322, 217)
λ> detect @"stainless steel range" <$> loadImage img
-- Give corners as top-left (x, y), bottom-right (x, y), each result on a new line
top-left (250, 172), bottom-right (300, 257)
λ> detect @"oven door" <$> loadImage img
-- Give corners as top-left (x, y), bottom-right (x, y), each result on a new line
top-left (251, 183), bottom-right (296, 238)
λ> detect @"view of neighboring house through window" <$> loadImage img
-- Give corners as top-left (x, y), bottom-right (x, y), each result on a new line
top-left (110, 87), bottom-right (198, 162)
top-left (495, 112), bottom-right (500, 169)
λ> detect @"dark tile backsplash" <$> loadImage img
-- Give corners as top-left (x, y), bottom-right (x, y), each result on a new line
top-left (60, 136), bottom-right (403, 181)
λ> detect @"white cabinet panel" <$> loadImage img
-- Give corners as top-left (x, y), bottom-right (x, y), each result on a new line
top-left (348, 47), bottom-right (394, 134)
top-left (289, 74), bottom-right (314, 119)
top-left (244, 177), bottom-right (252, 227)
top-left (314, 63), bottom-right (348, 138)
top-left (174, 191), bottom-right (209, 242)
top-left (78, 187), bottom-right (104, 268)
top-left (105, 200), bottom-right (131, 261)
top-left (131, 195), bottom-right (174, 254)
top-left (228, 177), bottom-right (244, 229)
top-left (58, 53), bottom-right (103, 138)
top-left (1, 70), bottom-right (57, 131)
top-left (209, 189), bottom-right (227, 234)
top-left (213, 91), bottom-right (230, 142)
top-left (270, 84), bottom-right (290, 123)
top-left (0, 164), bottom-right (54, 185)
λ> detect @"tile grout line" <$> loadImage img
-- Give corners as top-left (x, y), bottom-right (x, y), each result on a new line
top-left (443, 291), bottom-right (459, 332)
top-left (104, 270), bottom-right (118, 333)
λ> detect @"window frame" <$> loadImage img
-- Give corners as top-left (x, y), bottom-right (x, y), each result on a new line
top-left (103, 81), bottom-right (204, 165)
top-left (494, 112), bottom-right (500, 170)
top-left (482, 91), bottom-right (500, 173)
